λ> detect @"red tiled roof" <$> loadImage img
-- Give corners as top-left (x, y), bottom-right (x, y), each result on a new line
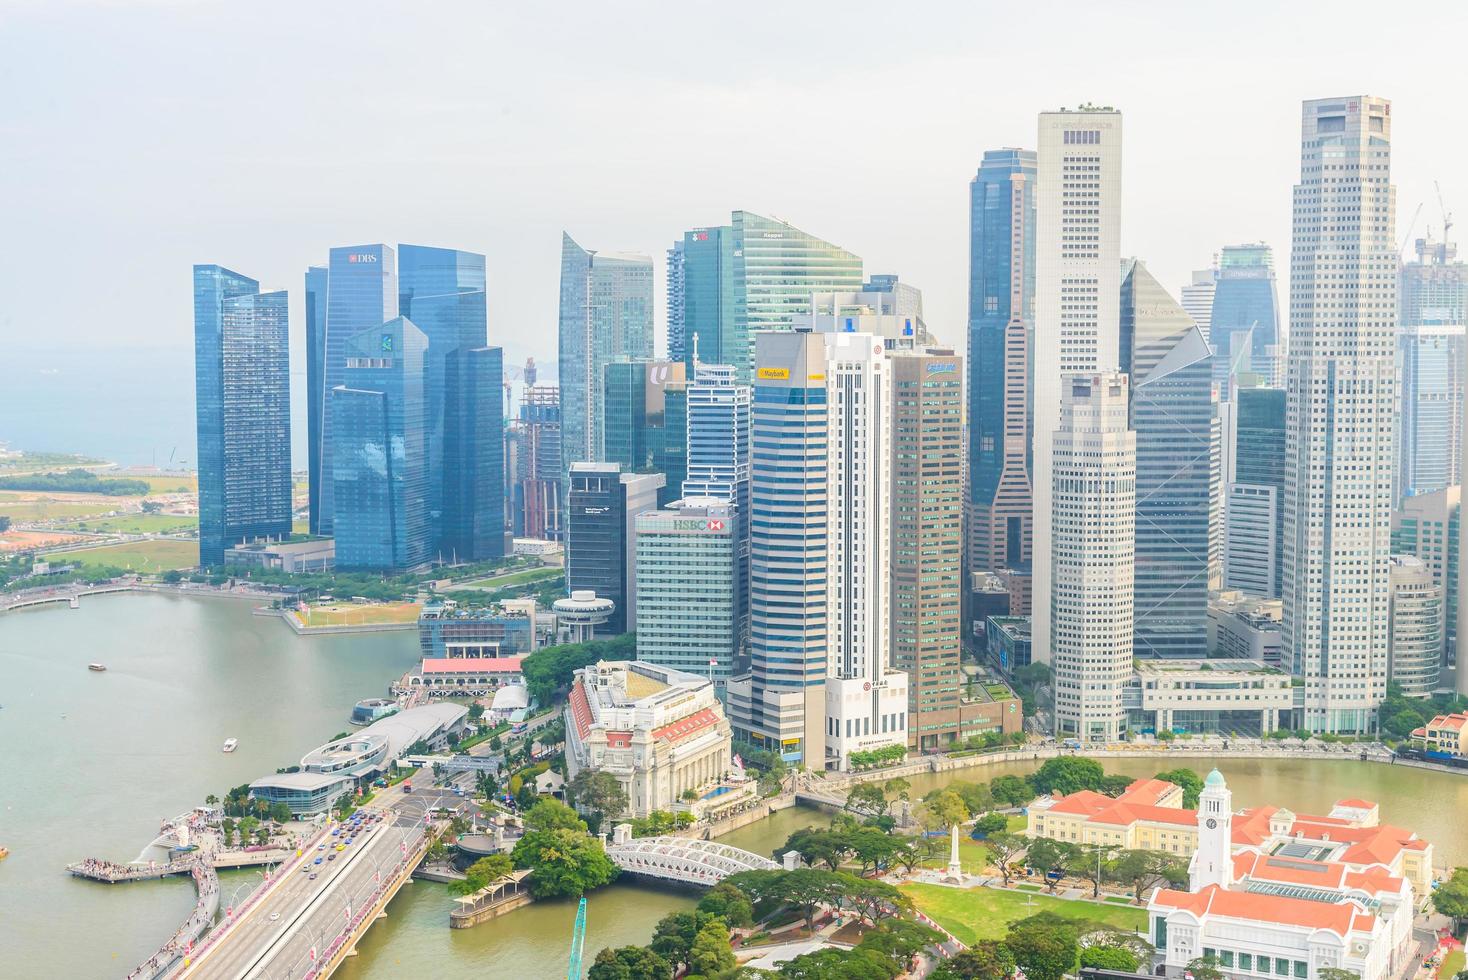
top-left (568, 682), bottom-right (593, 740)
top-left (651, 707), bottom-right (719, 744)
top-left (1089, 802), bottom-right (1198, 828)
top-left (1425, 713), bottom-right (1467, 730)
top-left (1336, 798), bottom-right (1376, 809)
top-left (1232, 806), bottom-right (1281, 845)
top-left (605, 731), bottom-right (632, 749)
top-left (421, 656), bottom-right (524, 674)
top-left (1121, 778), bottom-right (1181, 805)
top-left (1045, 790), bottom-right (1114, 818)
top-left (1153, 884), bottom-right (1376, 935)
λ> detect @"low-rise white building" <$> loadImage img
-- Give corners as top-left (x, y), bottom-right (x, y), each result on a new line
top-left (564, 660), bottom-right (733, 819)
top-left (1209, 592), bottom-right (1284, 666)
top-left (1126, 659), bottom-right (1295, 736)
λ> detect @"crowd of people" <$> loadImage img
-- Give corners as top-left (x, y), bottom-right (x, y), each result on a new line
top-left (70, 856), bottom-right (193, 881)
top-left (124, 863), bottom-right (219, 980)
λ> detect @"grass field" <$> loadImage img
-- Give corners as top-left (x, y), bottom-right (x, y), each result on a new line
top-left (67, 539), bottom-right (199, 572)
top-left (60, 514), bottom-right (196, 534)
top-left (459, 566), bottom-right (562, 589)
top-left (110, 474), bottom-right (197, 494)
top-left (292, 602), bottom-right (422, 627)
top-left (901, 883), bottom-right (1147, 945)
top-left (921, 839), bottom-right (991, 872)
top-left (1440, 950), bottom-right (1465, 980)
top-left (0, 499), bottom-right (120, 521)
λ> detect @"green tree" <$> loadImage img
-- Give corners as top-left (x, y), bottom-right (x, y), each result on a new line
top-left (697, 882), bottom-right (754, 928)
top-left (523, 797), bottom-right (588, 832)
top-left (778, 827), bottom-right (851, 870)
top-left (510, 826), bottom-right (617, 898)
top-left (857, 918), bottom-right (941, 970)
top-left (931, 941), bottom-right (1016, 980)
top-left (1024, 838), bottom-right (1078, 893)
top-left (1315, 970), bottom-right (1361, 980)
top-left (520, 633), bottom-right (637, 704)
top-left (588, 945), bottom-right (673, 980)
top-left (780, 947), bottom-right (899, 979)
top-left (847, 827), bottom-right (902, 876)
top-left (1080, 945), bottom-right (1140, 972)
top-left (1154, 768), bottom-right (1204, 808)
top-left (269, 802), bottom-right (293, 824)
top-left (687, 916), bottom-right (735, 976)
top-left (984, 831), bottom-right (1027, 886)
top-left (1186, 957), bottom-right (1225, 980)
top-left (567, 769), bottom-right (630, 822)
top-left (990, 774), bottom-right (1033, 808)
top-left (1432, 867), bottom-right (1468, 929)
top-left (1064, 844), bottom-right (1115, 899)
top-left (1028, 757), bottom-right (1105, 796)
top-left (1111, 849), bottom-right (1188, 904)
top-left (451, 854), bottom-right (514, 895)
top-left (974, 811), bottom-right (1009, 836)
top-left (1098, 774), bottom-right (1134, 797)
top-left (916, 790), bottom-right (970, 835)
top-left (883, 777), bottom-right (911, 801)
top-left (1006, 919), bottom-right (1078, 980)
top-left (648, 911), bottom-right (700, 972)
top-left (774, 868), bottom-right (845, 931)
top-left (837, 873), bottom-right (911, 924)
top-left (846, 782), bottom-right (888, 818)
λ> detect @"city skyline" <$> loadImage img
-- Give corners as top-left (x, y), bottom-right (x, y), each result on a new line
top-left (6, 5), bottom-right (1466, 467)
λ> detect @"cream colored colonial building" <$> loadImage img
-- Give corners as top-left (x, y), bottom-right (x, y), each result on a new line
top-left (564, 660), bottom-right (733, 819)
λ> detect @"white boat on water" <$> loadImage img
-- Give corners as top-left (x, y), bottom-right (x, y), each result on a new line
top-left (88, 663), bottom-right (106, 672)
top-left (222, 738), bottom-right (239, 753)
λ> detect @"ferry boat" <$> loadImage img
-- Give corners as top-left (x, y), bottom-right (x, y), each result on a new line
top-left (0, 846), bottom-right (9, 861)
top-left (222, 738), bottom-right (239, 753)
top-left (87, 663), bottom-right (107, 672)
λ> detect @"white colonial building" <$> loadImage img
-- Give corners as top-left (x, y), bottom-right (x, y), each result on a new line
top-left (1149, 770), bottom-right (1423, 980)
top-left (564, 660), bottom-right (733, 819)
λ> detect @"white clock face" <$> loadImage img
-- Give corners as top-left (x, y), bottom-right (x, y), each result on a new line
top-left (1205, 818), bottom-right (1218, 829)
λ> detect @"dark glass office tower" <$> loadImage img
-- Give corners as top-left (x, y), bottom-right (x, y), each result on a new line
top-left (566, 462), bottom-right (664, 634)
top-left (319, 245), bottom-right (397, 535)
top-left (304, 266), bottom-right (328, 535)
top-left (1209, 243), bottom-right (1280, 396)
top-left (1235, 386), bottom-right (1287, 597)
top-left (602, 359), bottom-right (688, 508)
top-left (193, 265), bottom-right (292, 566)
top-left (331, 318), bottom-right (431, 571)
top-left (967, 148), bottom-right (1037, 610)
top-left (442, 345), bottom-right (505, 561)
top-left (1121, 259), bottom-right (1214, 659)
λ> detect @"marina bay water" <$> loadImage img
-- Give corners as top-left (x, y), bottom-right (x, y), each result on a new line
top-left (3, 593), bottom-right (1467, 979)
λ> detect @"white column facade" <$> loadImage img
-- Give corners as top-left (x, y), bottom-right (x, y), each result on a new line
top-left (1033, 107), bottom-right (1124, 673)
top-left (1283, 97), bottom-right (1396, 733)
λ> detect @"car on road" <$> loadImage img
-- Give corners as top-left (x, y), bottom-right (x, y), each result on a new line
top-left (269, 912), bottom-right (280, 921)
top-left (300, 865), bottom-right (310, 873)
top-left (309, 873), bottom-right (317, 880)
top-left (317, 843), bottom-right (326, 850)
top-left (327, 853), bottom-right (336, 861)
top-left (314, 857), bottom-right (323, 865)
top-left (335, 844), bottom-right (345, 851)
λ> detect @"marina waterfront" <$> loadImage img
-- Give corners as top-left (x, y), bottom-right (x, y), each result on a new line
top-left (3, 593), bottom-right (1468, 978)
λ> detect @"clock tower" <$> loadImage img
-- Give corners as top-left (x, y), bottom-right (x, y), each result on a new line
top-left (1189, 768), bottom-right (1234, 891)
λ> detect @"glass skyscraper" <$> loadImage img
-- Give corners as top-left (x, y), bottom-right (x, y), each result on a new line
top-left (566, 463), bottom-right (663, 634)
top-left (967, 148), bottom-right (1037, 605)
top-left (193, 265), bottom-right (292, 566)
top-left (304, 265), bottom-right (328, 536)
top-left (318, 244), bottom-right (398, 536)
top-left (602, 359), bottom-right (687, 508)
top-left (1209, 243), bottom-right (1281, 396)
top-left (668, 213), bottom-right (862, 383)
top-left (634, 501), bottom-right (740, 688)
top-left (442, 345), bottom-right (505, 561)
top-left (1396, 322), bottom-right (1464, 502)
top-left (331, 317), bottom-right (431, 571)
top-left (1234, 386), bottom-right (1287, 598)
top-left (1121, 259), bottom-right (1214, 659)
top-left (557, 234), bottom-right (654, 489)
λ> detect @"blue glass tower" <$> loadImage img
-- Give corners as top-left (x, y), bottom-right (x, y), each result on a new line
top-left (1121, 259), bottom-right (1214, 659)
top-left (319, 245), bottom-right (397, 536)
top-left (193, 264), bottom-right (292, 566)
top-left (967, 149), bottom-right (1037, 589)
top-left (304, 265), bottom-right (328, 536)
top-left (442, 345), bottom-right (505, 561)
top-left (331, 318), bottom-right (431, 570)
top-left (1209, 244), bottom-right (1280, 396)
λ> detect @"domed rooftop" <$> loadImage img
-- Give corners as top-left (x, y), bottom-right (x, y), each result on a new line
top-left (1205, 768), bottom-right (1226, 788)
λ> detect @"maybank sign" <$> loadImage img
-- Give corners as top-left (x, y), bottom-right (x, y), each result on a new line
top-left (756, 367), bottom-right (790, 380)
top-left (926, 362), bottom-right (957, 374)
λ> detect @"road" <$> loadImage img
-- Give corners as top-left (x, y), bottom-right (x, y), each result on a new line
top-left (181, 783), bottom-right (472, 980)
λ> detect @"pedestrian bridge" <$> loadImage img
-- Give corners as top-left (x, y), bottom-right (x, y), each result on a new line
top-left (605, 827), bottom-right (778, 886)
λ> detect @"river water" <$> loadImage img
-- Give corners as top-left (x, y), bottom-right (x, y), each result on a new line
top-left (3, 594), bottom-right (1466, 979)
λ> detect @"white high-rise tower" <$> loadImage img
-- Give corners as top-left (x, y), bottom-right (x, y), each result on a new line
top-left (1283, 97), bottom-right (1396, 734)
top-left (1189, 768), bottom-right (1234, 891)
top-left (1050, 373), bottom-right (1134, 742)
top-left (1033, 106), bottom-right (1124, 676)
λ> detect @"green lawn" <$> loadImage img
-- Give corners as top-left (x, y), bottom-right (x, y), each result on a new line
top-left (108, 474), bottom-right (196, 494)
top-left (0, 499), bottom-right (119, 521)
top-left (293, 602), bottom-right (422, 627)
top-left (921, 839), bottom-right (991, 872)
top-left (1440, 950), bottom-right (1465, 980)
top-left (67, 539), bottom-right (199, 571)
top-left (459, 567), bottom-right (562, 589)
top-left (60, 514), bottom-right (196, 534)
top-left (901, 883), bottom-right (1147, 946)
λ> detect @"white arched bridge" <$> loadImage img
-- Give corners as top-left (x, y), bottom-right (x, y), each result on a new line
top-left (605, 828), bottom-right (778, 886)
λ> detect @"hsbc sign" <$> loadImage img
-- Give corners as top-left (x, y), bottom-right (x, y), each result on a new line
top-left (667, 518), bottom-right (726, 532)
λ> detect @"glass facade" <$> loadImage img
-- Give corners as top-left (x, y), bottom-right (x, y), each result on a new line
top-left (1396, 323), bottom-right (1464, 501)
top-left (1236, 386), bottom-right (1287, 597)
top-left (331, 317), bottom-right (431, 571)
top-left (304, 265), bottom-right (328, 536)
top-left (565, 464), bottom-right (661, 635)
top-left (602, 360), bottom-right (687, 508)
top-left (1122, 260), bottom-right (1213, 659)
top-left (193, 264), bottom-right (292, 567)
top-left (634, 503), bottom-right (739, 687)
top-left (1209, 243), bottom-right (1280, 395)
top-left (557, 234), bottom-right (654, 489)
top-left (319, 244), bottom-right (398, 535)
top-left (442, 346), bottom-right (505, 561)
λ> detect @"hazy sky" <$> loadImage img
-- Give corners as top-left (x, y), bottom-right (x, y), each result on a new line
top-left (2, 0), bottom-right (1465, 462)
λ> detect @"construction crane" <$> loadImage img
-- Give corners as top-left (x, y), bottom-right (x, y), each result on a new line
top-left (566, 896), bottom-right (587, 979)
top-left (1399, 201), bottom-right (1424, 260)
top-left (1435, 181), bottom-right (1455, 263)
top-left (503, 357), bottom-right (539, 419)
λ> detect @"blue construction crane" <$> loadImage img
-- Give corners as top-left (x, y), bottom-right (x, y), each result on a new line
top-left (567, 896), bottom-right (587, 979)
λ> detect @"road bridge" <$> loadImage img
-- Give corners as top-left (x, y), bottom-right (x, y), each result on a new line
top-left (604, 826), bottom-right (778, 886)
